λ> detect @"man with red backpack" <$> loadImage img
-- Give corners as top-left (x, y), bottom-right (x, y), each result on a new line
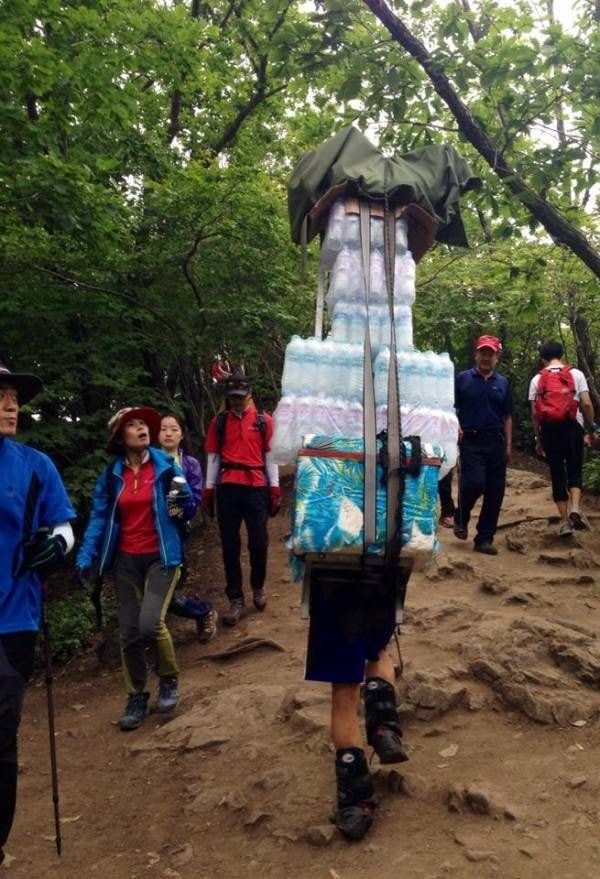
top-left (529, 340), bottom-right (595, 536)
top-left (203, 374), bottom-right (281, 626)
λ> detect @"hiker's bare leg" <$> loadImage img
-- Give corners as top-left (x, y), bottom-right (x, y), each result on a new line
top-left (569, 486), bottom-right (582, 510)
top-left (331, 683), bottom-right (361, 749)
top-left (556, 499), bottom-right (568, 522)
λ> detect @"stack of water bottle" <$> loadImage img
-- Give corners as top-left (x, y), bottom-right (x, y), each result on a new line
top-left (272, 197), bottom-right (459, 476)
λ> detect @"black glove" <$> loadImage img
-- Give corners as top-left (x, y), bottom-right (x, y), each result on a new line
top-left (76, 563), bottom-right (101, 592)
top-left (22, 530), bottom-right (67, 577)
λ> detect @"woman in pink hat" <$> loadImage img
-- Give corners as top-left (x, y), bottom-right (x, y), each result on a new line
top-left (77, 407), bottom-right (193, 730)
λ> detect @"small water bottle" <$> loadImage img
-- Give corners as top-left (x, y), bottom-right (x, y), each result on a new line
top-left (321, 198), bottom-right (345, 270)
top-left (168, 476), bottom-right (187, 510)
top-left (394, 251), bottom-right (416, 306)
top-left (298, 337), bottom-right (318, 395)
top-left (374, 347), bottom-right (390, 407)
top-left (348, 343), bottom-right (364, 403)
top-left (272, 395), bottom-right (297, 464)
top-left (343, 213), bottom-right (361, 250)
top-left (348, 304), bottom-right (366, 345)
top-left (395, 217), bottom-right (408, 253)
top-left (281, 335), bottom-right (303, 396)
top-left (370, 250), bottom-right (386, 302)
top-left (394, 305), bottom-right (413, 350)
top-left (331, 301), bottom-right (350, 343)
top-left (438, 352), bottom-right (455, 410)
top-left (370, 216), bottom-right (384, 250)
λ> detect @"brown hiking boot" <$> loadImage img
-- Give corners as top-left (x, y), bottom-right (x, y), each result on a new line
top-left (196, 609), bottom-right (218, 643)
top-left (222, 598), bottom-right (245, 627)
top-left (252, 588), bottom-right (267, 611)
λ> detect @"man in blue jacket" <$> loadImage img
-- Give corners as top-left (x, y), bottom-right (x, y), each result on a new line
top-left (0, 361), bottom-right (76, 869)
top-left (454, 336), bottom-right (513, 554)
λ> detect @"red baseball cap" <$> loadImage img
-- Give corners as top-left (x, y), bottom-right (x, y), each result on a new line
top-left (475, 335), bottom-right (502, 352)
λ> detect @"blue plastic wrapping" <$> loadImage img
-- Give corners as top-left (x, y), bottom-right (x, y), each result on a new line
top-left (291, 435), bottom-right (442, 561)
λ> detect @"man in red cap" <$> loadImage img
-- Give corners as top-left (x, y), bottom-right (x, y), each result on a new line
top-left (453, 336), bottom-right (513, 554)
top-left (203, 374), bottom-right (281, 626)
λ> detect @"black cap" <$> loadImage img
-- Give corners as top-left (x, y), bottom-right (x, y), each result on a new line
top-left (223, 372), bottom-right (252, 396)
top-left (0, 361), bottom-right (44, 405)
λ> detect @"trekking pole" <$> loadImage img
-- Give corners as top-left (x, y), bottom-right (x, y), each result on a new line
top-left (41, 592), bottom-right (62, 856)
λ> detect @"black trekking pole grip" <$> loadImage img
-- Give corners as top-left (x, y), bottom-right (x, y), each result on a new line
top-left (42, 591), bottom-right (62, 856)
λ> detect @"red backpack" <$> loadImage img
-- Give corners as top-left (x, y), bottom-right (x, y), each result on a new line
top-left (534, 366), bottom-right (578, 423)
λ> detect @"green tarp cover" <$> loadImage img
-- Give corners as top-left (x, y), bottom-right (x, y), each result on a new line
top-left (288, 125), bottom-right (481, 247)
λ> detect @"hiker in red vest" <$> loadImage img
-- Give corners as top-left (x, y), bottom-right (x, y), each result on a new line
top-left (529, 340), bottom-right (595, 536)
top-left (203, 374), bottom-right (281, 626)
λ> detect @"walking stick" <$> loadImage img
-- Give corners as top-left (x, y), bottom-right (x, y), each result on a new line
top-left (41, 593), bottom-right (62, 856)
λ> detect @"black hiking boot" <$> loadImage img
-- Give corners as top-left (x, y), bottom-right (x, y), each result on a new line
top-left (474, 541), bottom-right (498, 555)
top-left (119, 692), bottom-right (149, 731)
top-left (332, 748), bottom-right (377, 841)
top-left (365, 677), bottom-right (409, 764)
top-left (453, 522), bottom-right (468, 540)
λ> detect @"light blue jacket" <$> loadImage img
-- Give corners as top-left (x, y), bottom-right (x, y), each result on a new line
top-left (76, 448), bottom-right (193, 573)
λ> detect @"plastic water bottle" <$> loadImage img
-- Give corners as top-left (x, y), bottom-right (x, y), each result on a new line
top-left (376, 403), bottom-right (388, 433)
top-left (370, 249), bottom-right (385, 301)
top-left (378, 308), bottom-right (390, 350)
top-left (295, 395), bottom-right (314, 445)
top-left (281, 335), bottom-right (304, 396)
top-left (329, 342), bottom-right (350, 399)
top-left (331, 301), bottom-right (350, 343)
top-left (395, 217), bottom-right (408, 253)
top-left (405, 351), bottom-right (422, 405)
top-left (374, 347), bottom-right (390, 407)
top-left (370, 216), bottom-right (384, 250)
top-left (272, 395), bottom-right (297, 464)
top-left (298, 337), bottom-right (320, 395)
top-left (394, 251), bottom-right (416, 305)
top-left (320, 199), bottom-right (345, 270)
top-left (438, 352), bottom-right (455, 409)
top-left (345, 400), bottom-right (364, 438)
top-left (330, 396), bottom-right (346, 435)
top-left (394, 305), bottom-right (413, 350)
top-left (314, 338), bottom-right (333, 398)
top-left (343, 213), bottom-right (360, 250)
top-left (347, 343), bottom-right (364, 402)
top-left (347, 303), bottom-right (366, 345)
top-left (422, 351), bottom-right (438, 406)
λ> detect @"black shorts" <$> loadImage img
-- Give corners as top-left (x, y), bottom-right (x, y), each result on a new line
top-left (305, 565), bottom-right (408, 684)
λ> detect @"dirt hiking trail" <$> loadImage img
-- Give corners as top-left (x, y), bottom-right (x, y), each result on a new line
top-left (7, 466), bottom-right (600, 879)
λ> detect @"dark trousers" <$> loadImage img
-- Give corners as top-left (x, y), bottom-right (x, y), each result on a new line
top-left (540, 421), bottom-right (584, 502)
top-left (0, 632), bottom-right (36, 862)
top-left (457, 432), bottom-right (507, 544)
top-left (438, 469), bottom-right (455, 518)
top-left (216, 484), bottom-right (269, 601)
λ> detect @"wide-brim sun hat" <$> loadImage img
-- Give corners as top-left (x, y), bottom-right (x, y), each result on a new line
top-left (0, 361), bottom-right (44, 405)
top-left (106, 406), bottom-right (162, 454)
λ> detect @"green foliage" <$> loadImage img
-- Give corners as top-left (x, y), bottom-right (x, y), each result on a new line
top-left (44, 593), bottom-right (96, 664)
top-left (1, 0), bottom-right (600, 510)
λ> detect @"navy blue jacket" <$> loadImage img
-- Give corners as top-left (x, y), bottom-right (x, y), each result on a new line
top-left (76, 448), bottom-right (193, 573)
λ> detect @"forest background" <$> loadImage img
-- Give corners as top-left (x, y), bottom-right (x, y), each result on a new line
top-left (2, 0), bottom-right (600, 515)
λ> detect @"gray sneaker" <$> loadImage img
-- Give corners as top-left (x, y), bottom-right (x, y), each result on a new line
top-left (222, 598), bottom-right (245, 627)
top-left (157, 676), bottom-right (179, 713)
top-left (252, 588), bottom-right (267, 611)
top-left (119, 692), bottom-right (149, 731)
top-left (559, 520), bottom-right (574, 537)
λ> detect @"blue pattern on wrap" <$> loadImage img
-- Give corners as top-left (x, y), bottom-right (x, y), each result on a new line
top-left (291, 435), bottom-right (442, 556)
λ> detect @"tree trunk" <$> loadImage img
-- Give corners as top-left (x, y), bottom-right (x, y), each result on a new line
top-left (361, 0), bottom-right (600, 281)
